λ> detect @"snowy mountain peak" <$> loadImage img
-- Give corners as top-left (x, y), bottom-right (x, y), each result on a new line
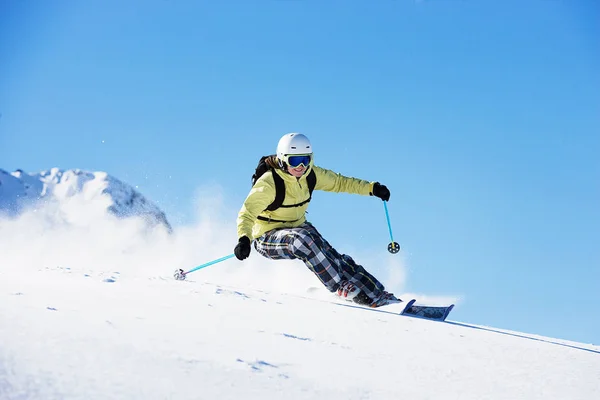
top-left (0, 168), bottom-right (171, 231)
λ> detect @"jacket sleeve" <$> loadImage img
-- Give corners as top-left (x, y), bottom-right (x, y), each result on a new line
top-left (236, 173), bottom-right (277, 239)
top-left (313, 166), bottom-right (375, 196)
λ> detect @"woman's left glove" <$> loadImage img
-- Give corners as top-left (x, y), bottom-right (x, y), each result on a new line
top-left (372, 182), bottom-right (391, 201)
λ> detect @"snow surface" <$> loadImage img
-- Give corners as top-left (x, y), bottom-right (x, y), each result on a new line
top-left (1, 183), bottom-right (599, 400)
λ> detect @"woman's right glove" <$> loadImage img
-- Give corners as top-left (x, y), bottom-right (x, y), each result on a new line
top-left (234, 236), bottom-right (251, 260)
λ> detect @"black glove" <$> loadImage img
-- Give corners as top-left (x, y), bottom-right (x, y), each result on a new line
top-left (234, 236), bottom-right (251, 260)
top-left (372, 182), bottom-right (390, 201)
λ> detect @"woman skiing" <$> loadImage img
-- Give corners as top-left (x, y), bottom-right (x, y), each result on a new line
top-left (234, 132), bottom-right (400, 308)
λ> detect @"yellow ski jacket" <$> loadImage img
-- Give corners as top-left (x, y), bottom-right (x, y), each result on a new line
top-left (237, 161), bottom-right (376, 240)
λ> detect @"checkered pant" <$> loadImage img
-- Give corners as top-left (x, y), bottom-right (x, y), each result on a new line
top-left (253, 222), bottom-right (386, 300)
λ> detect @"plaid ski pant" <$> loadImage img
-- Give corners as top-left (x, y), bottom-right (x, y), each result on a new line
top-left (253, 222), bottom-right (386, 300)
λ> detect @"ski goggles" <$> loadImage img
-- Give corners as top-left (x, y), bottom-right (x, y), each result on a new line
top-left (284, 154), bottom-right (312, 168)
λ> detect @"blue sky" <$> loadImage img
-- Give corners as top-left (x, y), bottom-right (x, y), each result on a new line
top-left (1, 0), bottom-right (598, 344)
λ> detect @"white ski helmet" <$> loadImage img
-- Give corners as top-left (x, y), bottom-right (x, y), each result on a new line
top-left (276, 133), bottom-right (312, 160)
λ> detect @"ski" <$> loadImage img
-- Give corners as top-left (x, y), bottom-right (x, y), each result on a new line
top-left (358, 299), bottom-right (455, 321)
top-left (401, 303), bottom-right (455, 322)
top-left (305, 287), bottom-right (455, 322)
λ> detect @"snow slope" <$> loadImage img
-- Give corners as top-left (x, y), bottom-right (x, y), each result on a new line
top-left (0, 168), bottom-right (171, 231)
top-left (1, 192), bottom-right (598, 400)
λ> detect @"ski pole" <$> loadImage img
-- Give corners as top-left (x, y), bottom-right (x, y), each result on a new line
top-left (383, 201), bottom-right (400, 254)
top-left (173, 253), bottom-right (235, 281)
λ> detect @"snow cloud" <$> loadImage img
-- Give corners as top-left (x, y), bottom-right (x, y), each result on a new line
top-left (0, 184), bottom-right (317, 296)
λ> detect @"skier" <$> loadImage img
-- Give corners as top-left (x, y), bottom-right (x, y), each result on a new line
top-left (234, 133), bottom-right (401, 308)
